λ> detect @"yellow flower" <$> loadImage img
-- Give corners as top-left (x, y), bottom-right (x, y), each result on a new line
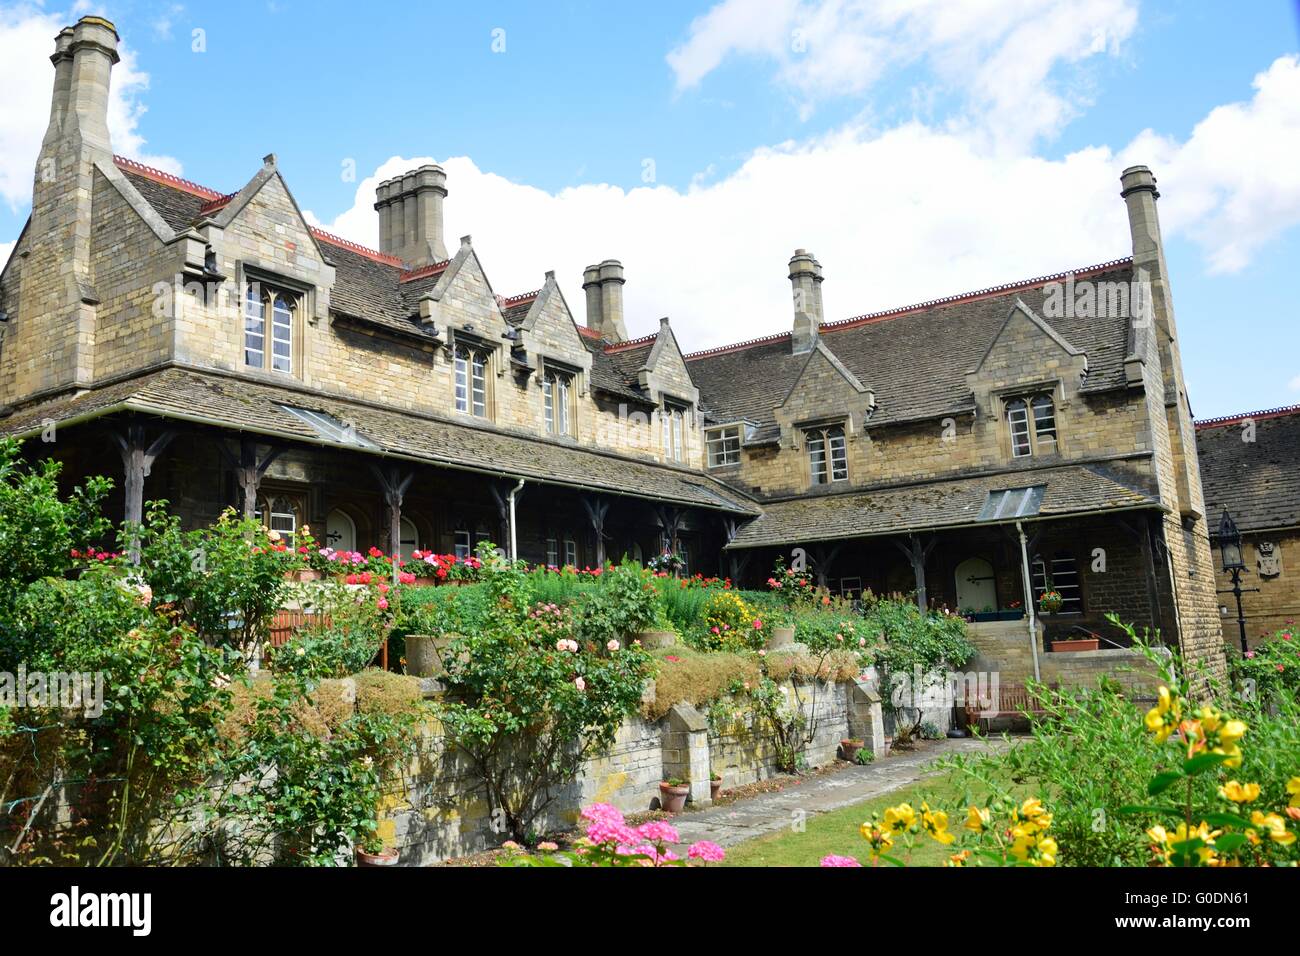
top-left (1286, 776), bottom-right (1300, 809)
top-left (859, 818), bottom-right (895, 857)
top-left (882, 803), bottom-right (917, 834)
top-left (920, 803), bottom-right (955, 845)
top-left (1218, 781), bottom-right (1261, 804)
top-left (1145, 686), bottom-right (1182, 743)
top-left (1219, 720), bottom-right (1247, 745)
top-left (1250, 811), bottom-right (1296, 846)
top-left (944, 850), bottom-right (971, 867)
top-left (1147, 822), bottom-right (1220, 866)
top-left (965, 805), bottom-right (991, 833)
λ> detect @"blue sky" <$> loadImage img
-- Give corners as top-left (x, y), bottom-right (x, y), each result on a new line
top-left (2, 0), bottom-right (1298, 418)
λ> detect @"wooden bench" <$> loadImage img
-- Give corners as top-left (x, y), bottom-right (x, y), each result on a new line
top-left (961, 681), bottom-right (1057, 733)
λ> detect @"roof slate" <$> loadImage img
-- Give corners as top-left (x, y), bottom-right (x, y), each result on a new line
top-left (726, 460), bottom-right (1159, 549)
top-left (688, 264), bottom-right (1135, 430)
top-left (1196, 409), bottom-right (1300, 532)
top-left (0, 368), bottom-right (755, 515)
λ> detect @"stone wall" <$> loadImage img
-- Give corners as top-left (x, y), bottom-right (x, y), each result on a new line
top-left (1211, 530), bottom-right (1300, 649)
top-left (380, 677), bottom-right (883, 865)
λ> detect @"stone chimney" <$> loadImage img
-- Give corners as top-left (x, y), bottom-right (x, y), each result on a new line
top-left (20, 17), bottom-right (120, 396)
top-left (790, 249), bottom-right (823, 354)
top-left (375, 163), bottom-right (448, 266)
top-left (582, 259), bottom-right (628, 342)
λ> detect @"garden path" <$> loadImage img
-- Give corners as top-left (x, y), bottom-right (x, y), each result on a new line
top-left (668, 737), bottom-right (1014, 852)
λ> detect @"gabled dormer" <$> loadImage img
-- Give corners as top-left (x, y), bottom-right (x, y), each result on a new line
top-left (502, 272), bottom-right (594, 439)
top-left (772, 340), bottom-right (874, 487)
top-left (965, 298), bottom-right (1088, 462)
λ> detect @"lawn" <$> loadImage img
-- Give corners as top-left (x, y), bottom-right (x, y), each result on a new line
top-left (721, 763), bottom-right (1027, 867)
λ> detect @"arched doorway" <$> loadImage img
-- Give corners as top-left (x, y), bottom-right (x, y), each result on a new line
top-left (955, 556), bottom-right (996, 612)
top-left (326, 508), bottom-right (357, 553)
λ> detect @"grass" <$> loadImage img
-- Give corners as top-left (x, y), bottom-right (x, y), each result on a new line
top-left (720, 763), bottom-right (1028, 867)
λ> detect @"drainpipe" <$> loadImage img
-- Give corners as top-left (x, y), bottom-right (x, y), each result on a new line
top-left (1016, 520), bottom-right (1042, 683)
top-left (507, 478), bottom-right (526, 562)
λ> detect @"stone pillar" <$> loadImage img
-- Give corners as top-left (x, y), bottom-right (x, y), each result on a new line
top-left (847, 677), bottom-right (886, 756)
top-left (662, 703), bottom-right (711, 807)
top-left (582, 264), bottom-right (604, 338)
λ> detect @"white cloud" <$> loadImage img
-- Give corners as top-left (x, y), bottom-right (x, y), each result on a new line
top-left (667, 0), bottom-right (1138, 148)
top-left (0, 237), bottom-right (13, 272)
top-left (308, 53), bottom-right (1300, 353)
top-left (0, 4), bottom-right (180, 212)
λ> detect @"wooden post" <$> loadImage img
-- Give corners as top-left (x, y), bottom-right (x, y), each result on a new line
top-left (810, 542), bottom-right (844, 590)
top-left (582, 495), bottom-right (610, 567)
top-left (370, 463), bottom-right (415, 556)
top-left (111, 423), bottom-right (175, 562)
top-left (892, 533), bottom-right (937, 612)
top-left (218, 440), bottom-right (285, 519)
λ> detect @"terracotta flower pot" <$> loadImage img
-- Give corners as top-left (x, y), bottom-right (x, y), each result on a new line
top-left (659, 782), bottom-right (689, 813)
top-left (1052, 637), bottom-right (1100, 652)
top-left (840, 738), bottom-right (865, 762)
top-left (411, 576), bottom-right (438, 587)
top-left (284, 568), bottom-right (322, 582)
top-left (355, 846), bottom-right (399, 867)
top-left (710, 778), bottom-right (722, 801)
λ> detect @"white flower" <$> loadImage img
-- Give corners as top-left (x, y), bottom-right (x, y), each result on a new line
top-left (607, 639), bottom-right (620, 652)
top-left (295, 647), bottom-right (306, 657)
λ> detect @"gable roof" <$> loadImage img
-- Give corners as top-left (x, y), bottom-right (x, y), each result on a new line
top-left (687, 259), bottom-right (1134, 431)
top-left (1196, 405), bottom-right (1300, 533)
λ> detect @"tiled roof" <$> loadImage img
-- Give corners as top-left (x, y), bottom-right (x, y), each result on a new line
top-left (687, 260), bottom-right (1135, 429)
top-left (1196, 406), bottom-right (1300, 532)
top-left (726, 460), bottom-right (1160, 549)
top-left (0, 368), bottom-right (756, 515)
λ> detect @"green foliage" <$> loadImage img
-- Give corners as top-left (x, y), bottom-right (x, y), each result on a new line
top-left (133, 503), bottom-right (292, 653)
top-left (434, 551), bottom-right (654, 841)
top-left (1232, 622), bottom-right (1300, 704)
top-left (271, 580), bottom-right (393, 680)
top-left (0, 439), bottom-right (111, 594)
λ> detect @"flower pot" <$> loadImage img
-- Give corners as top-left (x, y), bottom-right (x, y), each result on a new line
top-left (284, 568), bottom-right (322, 582)
top-left (710, 778), bottom-right (722, 801)
top-left (411, 576), bottom-right (438, 588)
top-left (1052, 637), bottom-right (1100, 652)
top-left (355, 846), bottom-right (399, 867)
top-left (840, 738), bottom-right (865, 763)
top-left (635, 630), bottom-right (677, 650)
top-left (659, 782), bottom-right (689, 813)
top-left (765, 625), bottom-right (796, 650)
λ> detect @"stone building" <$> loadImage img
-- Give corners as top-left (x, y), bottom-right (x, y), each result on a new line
top-left (1197, 405), bottom-right (1300, 648)
top-left (0, 17), bottom-right (1226, 681)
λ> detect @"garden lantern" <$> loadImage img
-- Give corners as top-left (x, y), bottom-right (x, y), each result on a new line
top-left (1214, 508), bottom-right (1257, 655)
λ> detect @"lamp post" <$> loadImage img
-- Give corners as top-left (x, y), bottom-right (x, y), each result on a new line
top-left (1214, 509), bottom-right (1258, 654)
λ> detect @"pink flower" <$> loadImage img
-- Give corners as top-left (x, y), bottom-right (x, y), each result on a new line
top-left (636, 820), bottom-right (680, 844)
top-left (607, 639), bottom-right (620, 652)
top-left (820, 854), bottom-right (862, 867)
top-left (574, 676), bottom-right (586, 691)
top-left (753, 619), bottom-right (763, 629)
top-left (710, 626), bottom-right (720, 635)
top-left (1245, 650), bottom-right (1256, 659)
top-left (757, 649), bottom-right (766, 657)
top-left (580, 803), bottom-right (625, 826)
top-left (687, 841), bottom-right (725, 863)
top-left (376, 597), bottom-right (389, 610)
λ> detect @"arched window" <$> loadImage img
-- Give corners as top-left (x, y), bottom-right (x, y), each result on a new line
top-left (244, 282), bottom-right (296, 373)
top-left (806, 423), bottom-right (848, 484)
top-left (454, 345), bottom-right (489, 417)
top-left (1006, 393), bottom-right (1058, 458)
top-left (1032, 551), bottom-right (1083, 613)
top-left (256, 495), bottom-right (301, 549)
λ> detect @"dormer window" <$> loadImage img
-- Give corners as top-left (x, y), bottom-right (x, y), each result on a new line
top-left (454, 344), bottom-right (489, 417)
top-left (1006, 393), bottom-right (1057, 458)
top-left (706, 425), bottom-right (742, 467)
top-left (806, 424), bottom-right (848, 485)
top-left (543, 368), bottom-right (573, 436)
top-left (244, 282), bottom-right (296, 373)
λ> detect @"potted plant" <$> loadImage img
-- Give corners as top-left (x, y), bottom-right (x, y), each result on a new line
top-left (1038, 590), bottom-right (1064, 615)
top-left (355, 837), bottom-right (399, 867)
top-left (659, 777), bottom-right (689, 813)
top-left (710, 772), bottom-right (722, 802)
top-left (840, 737), bottom-right (866, 763)
top-left (1052, 633), bottom-right (1101, 652)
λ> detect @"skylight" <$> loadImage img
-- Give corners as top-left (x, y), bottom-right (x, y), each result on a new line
top-left (278, 405), bottom-right (379, 449)
top-left (978, 485), bottom-right (1046, 521)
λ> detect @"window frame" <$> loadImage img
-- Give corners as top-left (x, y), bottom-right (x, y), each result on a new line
top-left (805, 423), bottom-right (849, 485)
top-left (241, 277), bottom-right (300, 375)
top-left (1004, 391), bottom-right (1059, 458)
top-left (454, 344), bottom-right (491, 418)
top-left (543, 367), bottom-right (574, 437)
top-left (706, 425), bottom-right (742, 468)
top-left (1032, 551), bottom-right (1084, 614)
top-left (661, 401), bottom-right (690, 463)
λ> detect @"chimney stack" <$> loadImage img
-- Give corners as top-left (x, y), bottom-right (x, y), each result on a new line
top-left (582, 259), bottom-right (629, 342)
top-left (790, 249), bottom-right (823, 354)
top-left (375, 163), bottom-right (448, 265)
top-left (64, 16), bottom-right (119, 151)
top-left (42, 27), bottom-right (75, 150)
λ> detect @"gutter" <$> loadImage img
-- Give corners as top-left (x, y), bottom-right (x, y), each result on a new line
top-left (1016, 519), bottom-right (1042, 683)
top-left (507, 477), bottom-right (526, 561)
